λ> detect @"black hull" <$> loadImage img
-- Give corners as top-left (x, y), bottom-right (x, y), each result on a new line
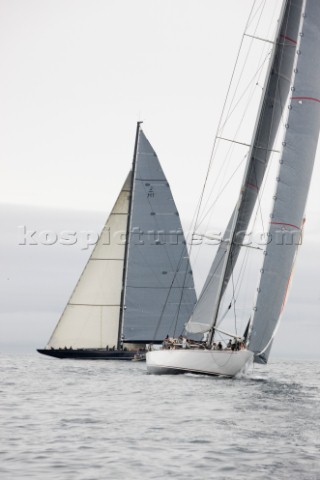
top-left (37, 348), bottom-right (144, 361)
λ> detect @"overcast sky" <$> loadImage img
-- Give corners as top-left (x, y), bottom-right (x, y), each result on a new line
top-left (1, 0), bottom-right (319, 358)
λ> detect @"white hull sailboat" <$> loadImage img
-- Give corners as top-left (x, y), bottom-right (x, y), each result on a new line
top-left (147, 0), bottom-right (320, 376)
top-left (38, 123), bottom-right (197, 360)
top-left (147, 349), bottom-right (253, 377)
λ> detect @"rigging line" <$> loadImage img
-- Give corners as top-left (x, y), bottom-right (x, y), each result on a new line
top-left (250, 0), bottom-right (294, 240)
top-left (240, 4), bottom-right (283, 117)
top-left (219, 1), bottom-right (269, 134)
top-left (152, 245), bottom-right (189, 341)
top-left (163, 234), bottom-right (194, 338)
top-left (151, 244), bottom-right (192, 339)
top-left (234, 240), bottom-right (251, 299)
top-left (197, 59), bottom-right (263, 227)
top-left (197, 58), bottom-right (264, 227)
top-left (230, 254), bottom-right (238, 336)
top-left (206, 4), bottom-right (284, 346)
top-left (219, 49), bottom-right (272, 134)
top-left (195, 152), bottom-right (247, 234)
top-left (246, 171), bottom-right (269, 242)
top-left (215, 301), bottom-right (233, 328)
top-left (196, 47), bottom-right (274, 232)
top-left (190, 0), bottom-right (259, 240)
top-left (196, 1), bottom-right (286, 316)
top-left (244, 33), bottom-right (275, 44)
top-left (264, 0), bottom-right (283, 46)
top-left (222, 1), bottom-right (294, 270)
top-left (231, 243), bottom-right (255, 334)
top-left (215, 233), bottom-right (251, 332)
top-left (189, 1), bottom-right (273, 283)
top-left (190, 4), bottom-right (268, 279)
top-left (216, 137), bottom-right (251, 148)
top-left (146, 205), bottom-right (194, 339)
top-left (173, 247), bottom-right (194, 338)
top-left (190, 152), bottom-right (247, 272)
top-left (218, 137), bottom-right (280, 152)
top-left (261, 2), bottom-right (294, 220)
top-left (246, 0), bottom-right (266, 31)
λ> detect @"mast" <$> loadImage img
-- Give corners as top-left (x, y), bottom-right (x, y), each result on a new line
top-left (117, 121), bottom-right (142, 348)
top-left (206, 1), bottom-right (289, 347)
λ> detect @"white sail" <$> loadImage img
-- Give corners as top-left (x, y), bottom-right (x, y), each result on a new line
top-left (186, 0), bottom-right (302, 334)
top-left (249, 0), bottom-right (320, 363)
top-left (47, 174), bottom-right (131, 349)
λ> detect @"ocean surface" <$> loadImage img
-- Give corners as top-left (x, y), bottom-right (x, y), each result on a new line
top-left (1, 354), bottom-right (319, 480)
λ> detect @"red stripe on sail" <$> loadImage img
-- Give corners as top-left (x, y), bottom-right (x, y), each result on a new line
top-left (246, 182), bottom-right (258, 191)
top-left (281, 270), bottom-right (293, 313)
top-left (291, 96), bottom-right (320, 103)
top-left (271, 221), bottom-right (301, 230)
top-left (280, 34), bottom-right (297, 45)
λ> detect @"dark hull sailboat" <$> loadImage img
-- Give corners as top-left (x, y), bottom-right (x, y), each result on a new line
top-left (38, 123), bottom-right (197, 360)
top-left (37, 348), bottom-right (137, 360)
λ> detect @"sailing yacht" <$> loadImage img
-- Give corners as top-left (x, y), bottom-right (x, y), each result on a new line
top-left (147, 0), bottom-right (320, 376)
top-left (38, 123), bottom-right (197, 360)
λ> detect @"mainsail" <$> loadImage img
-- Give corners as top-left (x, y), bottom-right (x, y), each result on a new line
top-left (187, 0), bottom-right (303, 334)
top-left (46, 125), bottom-right (196, 351)
top-left (249, 0), bottom-right (320, 363)
top-left (122, 130), bottom-right (197, 342)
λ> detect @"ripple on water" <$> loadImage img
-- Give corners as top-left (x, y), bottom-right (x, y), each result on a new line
top-left (1, 355), bottom-right (320, 479)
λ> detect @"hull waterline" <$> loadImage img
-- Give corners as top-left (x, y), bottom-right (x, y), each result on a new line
top-left (37, 348), bottom-right (145, 361)
top-left (146, 349), bottom-right (253, 377)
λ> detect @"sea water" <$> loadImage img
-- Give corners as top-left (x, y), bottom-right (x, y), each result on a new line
top-left (1, 354), bottom-right (319, 480)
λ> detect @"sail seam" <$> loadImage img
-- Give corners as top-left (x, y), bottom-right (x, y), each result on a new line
top-left (135, 178), bottom-right (168, 182)
top-left (90, 258), bottom-right (123, 261)
top-left (126, 286), bottom-right (194, 289)
top-left (68, 303), bottom-right (121, 306)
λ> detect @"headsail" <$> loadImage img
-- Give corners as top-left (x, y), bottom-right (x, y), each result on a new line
top-left (122, 130), bottom-right (197, 342)
top-left (249, 0), bottom-right (320, 362)
top-left (47, 174), bottom-right (131, 349)
top-left (186, 0), bottom-right (303, 334)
